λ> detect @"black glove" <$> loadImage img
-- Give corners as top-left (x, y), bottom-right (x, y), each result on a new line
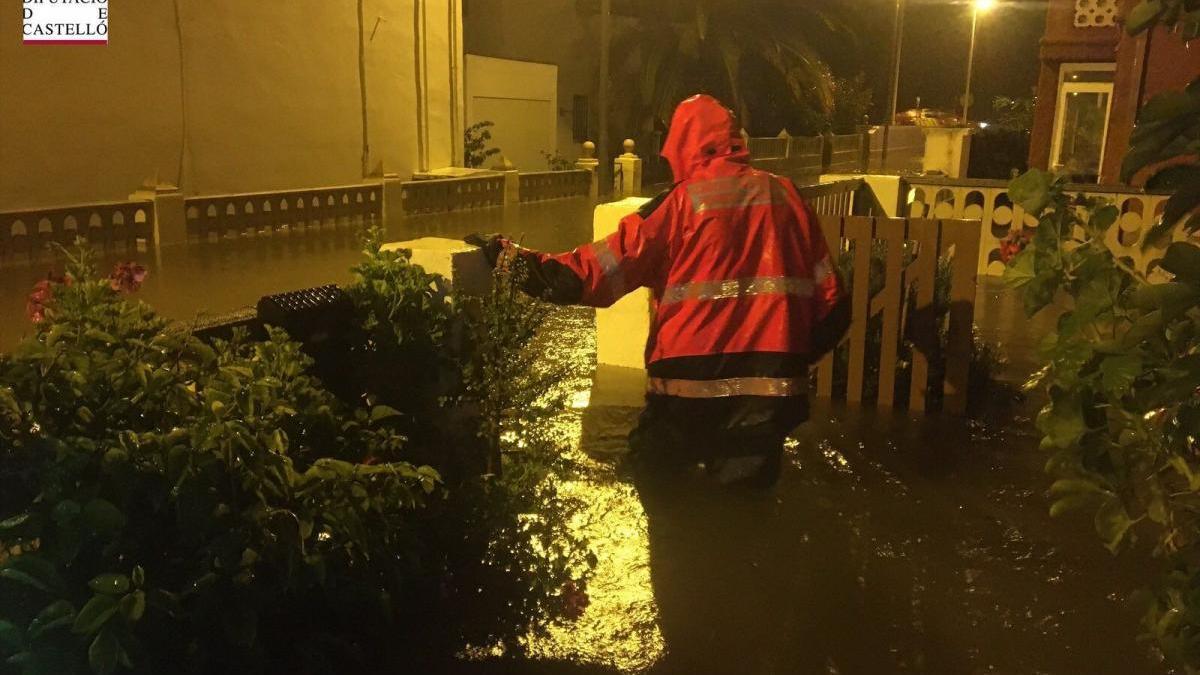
top-left (464, 233), bottom-right (505, 268)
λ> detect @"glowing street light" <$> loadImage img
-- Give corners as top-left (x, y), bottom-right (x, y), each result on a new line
top-left (963, 0), bottom-right (997, 125)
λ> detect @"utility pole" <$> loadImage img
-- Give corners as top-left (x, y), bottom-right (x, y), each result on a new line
top-left (963, 0), bottom-right (995, 125)
top-left (963, 7), bottom-right (979, 124)
top-left (886, 0), bottom-right (905, 125)
top-left (598, 0), bottom-right (611, 194)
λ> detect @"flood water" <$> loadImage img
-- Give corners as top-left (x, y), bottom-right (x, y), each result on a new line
top-left (522, 297), bottom-right (1167, 675)
top-left (0, 198), bottom-right (590, 351)
top-left (0, 198), bottom-right (1170, 674)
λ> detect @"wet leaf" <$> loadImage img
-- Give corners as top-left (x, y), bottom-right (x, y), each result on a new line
top-left (1095, 497), bottom-right (1135, 552)
top-left (120, 591), bottom-right (146, 623)
top-left (0, 514), bottom-right (30, 532)
top-left (1008, 169), bottom-right (1053, 214)
top-left (1160, 242), bottom-right (1200, 285)
top-left (0, 568), bottom-right (47, 593)
top-left (1101, 354), bottom-right (1143, 394)
top-left (51, 500), bottom-right (80, 526)
top-left (1126, 0), bottom-right (1164, 34)
top-left (370, 405), bottom-right (402, 423)
top-left (81, 499), bottom-right (125, 537)
top-left (1050, 478), bottom-right (1112, 496)
top-left (0, 620), bottom-right (21, 653)
top-left (1050, 493), bottom-right (1097, 518)
top-left (72, 595), bottom-right (119, 635)
top-left (87, 626), bottom-right (119, 675)
top-left (1037, 395), bottom-right (1087, 449)
top-left (1002, 247), bottom-right (1035, 288)
top-left (1087, 204), bottom-right (1119, 235)
top-left (26, 601), bottom-right (74, 641)
top-left (87, 574), bottom-right (129, 596)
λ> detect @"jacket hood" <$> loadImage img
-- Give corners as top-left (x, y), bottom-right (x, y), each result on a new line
top-left (660, 94), bottom-right (750, 182)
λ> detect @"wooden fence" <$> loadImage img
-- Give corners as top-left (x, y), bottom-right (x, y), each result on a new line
top-left (812, 214), bottom-right (981, 415)
top-left (0, 200), bottom-right (154, 265)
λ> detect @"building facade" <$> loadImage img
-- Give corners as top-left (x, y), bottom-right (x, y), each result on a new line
top-left (1029, 0), bottom-right (1200, 184)
top-left (462, 0), bottom-right (600, 167)
top-left (1, 0), bottom-right (465, 210)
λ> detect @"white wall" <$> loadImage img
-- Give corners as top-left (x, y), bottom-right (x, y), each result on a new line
top-left (0, 0), bottom-right (464, 210)
top-left (463, 0), bottom-right (599, 162)
top-left (464, 54), bottom-right (557, 171)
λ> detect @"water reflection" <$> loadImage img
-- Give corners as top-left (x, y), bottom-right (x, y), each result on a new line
top-left (0, 199), bottom-right (592, 351)
top-left (526, 295), bottom-right (1165, 674)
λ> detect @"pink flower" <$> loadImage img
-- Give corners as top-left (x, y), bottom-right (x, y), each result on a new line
top-left (109, 262), bottom-right (147, 293)
top-left (26, 280), bottom-right (53, 324)
top-left (999, 230), bottom-right (1030, 265)
top-left (25, 273), bottom-right (70, 324)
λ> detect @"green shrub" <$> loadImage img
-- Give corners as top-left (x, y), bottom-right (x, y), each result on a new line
top-left (0, 241), bottom-right (592, 674)
top-left (347, 233), bottom-right (593, 652)
top-left (1003, 168), bottom-right (1200, 670)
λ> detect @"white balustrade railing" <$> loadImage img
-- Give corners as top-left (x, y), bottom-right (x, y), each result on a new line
top-left (906, 177), bottom-right (1176, 276)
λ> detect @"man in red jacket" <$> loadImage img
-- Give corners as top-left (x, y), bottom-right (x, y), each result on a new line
top-left (469, 94), bottom-right (849, 488)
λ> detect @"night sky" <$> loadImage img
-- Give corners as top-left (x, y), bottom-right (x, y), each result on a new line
top-left (822, 0), bottom-right (1048, 120)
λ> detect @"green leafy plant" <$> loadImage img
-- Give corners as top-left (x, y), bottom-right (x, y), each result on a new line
top-left (465, 121), bottom-right (502, 168)
top-left (1003, 166), bottom-right (1200, 668)
top-left (1004, 3), bottom-right (1200, 664)
top-left (0, 244), bottom-right (437, 674)
top-left (991, 96), bottom-right (1035, 135)
top-left (0, 239), bottom-right (593, 674)
top-left (541, 150), bottom-right (573, 172)
top-left (828, 74), bottom-right (874, 135)
top-left (345, 231), bottom-right (594, 653)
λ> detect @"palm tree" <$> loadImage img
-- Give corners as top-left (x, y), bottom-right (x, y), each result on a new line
top-left (608, 0), bottom-right (844, 139)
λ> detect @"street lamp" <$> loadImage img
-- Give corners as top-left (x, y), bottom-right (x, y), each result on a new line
top-left (963, 0), bottom-right (996, 125)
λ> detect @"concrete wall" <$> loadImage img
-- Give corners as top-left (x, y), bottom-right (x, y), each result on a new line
top-left (1102, 19), bottom-right (1200, 183)
top-left (463, 0), bottom-right (598, 161)
top-left (0, 0), bottom-right (463, 210)
top-left (464, 54), bottom-right (557, 170)
top-left (1028, 0), bottom-right (1120, 173)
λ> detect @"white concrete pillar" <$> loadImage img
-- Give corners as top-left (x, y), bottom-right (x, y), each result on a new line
top-left (575, 141), bottom-right (600, 203)
top-left (380, 173), bottom-right (406, 230)
top-left (593, 197), bottom-right (652, 369)
top-left (920, 127), bottom-right (974, 178)
top-left (612, 139), bottom-right (643, 199)
top-left (129, 182), bottom-right (186, 248)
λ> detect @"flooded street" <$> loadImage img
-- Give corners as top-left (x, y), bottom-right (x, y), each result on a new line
top-left (0, 198), bottom-right (592, 351)
top-left (0, 201), bottom-right (1169, 674)
top-left (519, 294), bottom-right (1167, 675)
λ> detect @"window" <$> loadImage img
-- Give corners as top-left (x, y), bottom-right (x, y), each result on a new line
top-left (572, 95), bottom-right (589, 143)
top-left (1050, 63), bottom-right (1115, 183)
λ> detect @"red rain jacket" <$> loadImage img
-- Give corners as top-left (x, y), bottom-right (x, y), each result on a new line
top-left (511, 95), bottom-right (844, 399)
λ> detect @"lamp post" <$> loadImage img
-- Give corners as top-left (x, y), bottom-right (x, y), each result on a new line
top-left (963, 0), bottom-right (995, 125)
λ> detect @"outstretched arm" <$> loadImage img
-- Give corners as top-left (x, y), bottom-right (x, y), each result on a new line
top-left (468, 190), bottom-right (674, 308)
